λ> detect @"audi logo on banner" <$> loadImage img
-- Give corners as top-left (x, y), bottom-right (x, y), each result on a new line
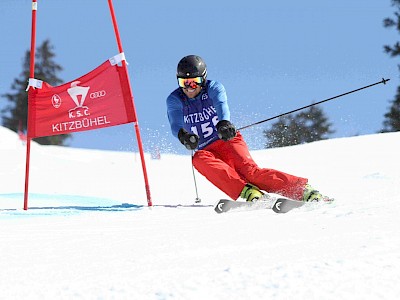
top-left (90, 90), bottom-right (107, 99)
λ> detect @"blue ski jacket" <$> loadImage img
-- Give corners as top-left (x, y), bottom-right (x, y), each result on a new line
top-left (166, 80), bottom-right (231, 150)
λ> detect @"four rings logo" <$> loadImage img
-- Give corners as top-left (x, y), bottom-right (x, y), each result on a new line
top-left (90, 90), bottom-right (106, 99)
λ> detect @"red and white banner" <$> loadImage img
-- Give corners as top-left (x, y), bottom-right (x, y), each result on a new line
top-left (24, 0), bottom-right (152, 210)
top-left (27, 57), bottom-right (135, 138)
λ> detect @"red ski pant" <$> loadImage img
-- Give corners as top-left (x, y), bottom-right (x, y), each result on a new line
top-left (193, 132), bottom-right (308, 200)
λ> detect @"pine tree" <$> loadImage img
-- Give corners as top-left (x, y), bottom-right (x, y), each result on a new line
top-left (1, 39), bottom-right (71, 145)
top-left (382, 0), bottom-right (400, 132)
top-left (382, 87), bottom-right (400, 132)
top-left (263, 116), bottom-right (300, 148)
top-left (263, 105), bottom-right (334, 148)
top-left (297, 106), bottom-right (335, 143)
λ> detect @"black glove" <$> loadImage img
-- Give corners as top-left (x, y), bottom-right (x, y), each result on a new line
top-left (216, 120), bottom-right (237, 141)
top-left (178, 128), bottom-right (199, 150)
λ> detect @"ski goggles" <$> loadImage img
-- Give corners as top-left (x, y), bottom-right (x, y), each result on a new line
top-left (177, 77), bottom-right (203, 89)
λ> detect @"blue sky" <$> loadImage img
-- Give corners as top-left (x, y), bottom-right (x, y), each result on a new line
top-left (1, 0), bottom-right (398, 154)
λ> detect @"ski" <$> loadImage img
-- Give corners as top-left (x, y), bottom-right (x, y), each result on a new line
top-left (214, 196), bottom-right (305, 214)
top-left (214, 198), bottom-right (270, 213)
top-left (271, 197), bottom-right (305, 213)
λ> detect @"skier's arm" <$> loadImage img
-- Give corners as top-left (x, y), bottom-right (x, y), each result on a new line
top-left (208, 81), bottom-right (236, 141)
top-left (208, 81), bottom-right (230, 122)
top-left (166, 94), bottom-right (184, 138)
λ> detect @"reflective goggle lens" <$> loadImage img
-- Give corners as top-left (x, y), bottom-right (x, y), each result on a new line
top-left (177, 77), bottom-right (203, 88)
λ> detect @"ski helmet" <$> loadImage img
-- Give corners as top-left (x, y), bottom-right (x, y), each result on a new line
top-left (177, 55), bottom-right (207, 86)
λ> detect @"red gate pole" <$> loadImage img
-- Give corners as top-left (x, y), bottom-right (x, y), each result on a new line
top-left (107, 0), bottom-right (152, 206)
top-left (23, 0), bottom-right (38, 210)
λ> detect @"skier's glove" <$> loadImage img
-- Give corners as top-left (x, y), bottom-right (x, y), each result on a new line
top-left (216, 120), bottom-right (237, 141)
top-left (178, 128), bottom-right (199, 150)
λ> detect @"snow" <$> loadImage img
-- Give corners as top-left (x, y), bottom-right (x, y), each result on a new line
top-left (1, 125), bottom-right (399, 299)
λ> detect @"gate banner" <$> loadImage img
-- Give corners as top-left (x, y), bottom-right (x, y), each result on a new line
top-left (28, 57), bottom-right (135, 138)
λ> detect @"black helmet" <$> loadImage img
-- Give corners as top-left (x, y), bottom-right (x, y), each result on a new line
top-left (177, 55), bottom-right (207, 84)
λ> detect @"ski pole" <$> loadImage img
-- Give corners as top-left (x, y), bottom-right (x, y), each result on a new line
top-left (191, 151), bottom-right (201, 203)
top-left (238, 78), bottom-right (390, 131)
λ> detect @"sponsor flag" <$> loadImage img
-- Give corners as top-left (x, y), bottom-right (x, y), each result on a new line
top-left (27, 55), bottom-right (135, 138)
top-left (24, 0), bottom-right (152, 210)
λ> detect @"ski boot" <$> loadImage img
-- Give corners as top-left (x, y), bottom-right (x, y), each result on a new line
top-left (302, 184), bottom-right (333, 202)
top-left (240, 183), bottom-right (264, 202)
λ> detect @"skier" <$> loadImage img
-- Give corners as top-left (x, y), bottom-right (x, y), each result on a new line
top-left (166, 55), bottom-right (330, 203)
